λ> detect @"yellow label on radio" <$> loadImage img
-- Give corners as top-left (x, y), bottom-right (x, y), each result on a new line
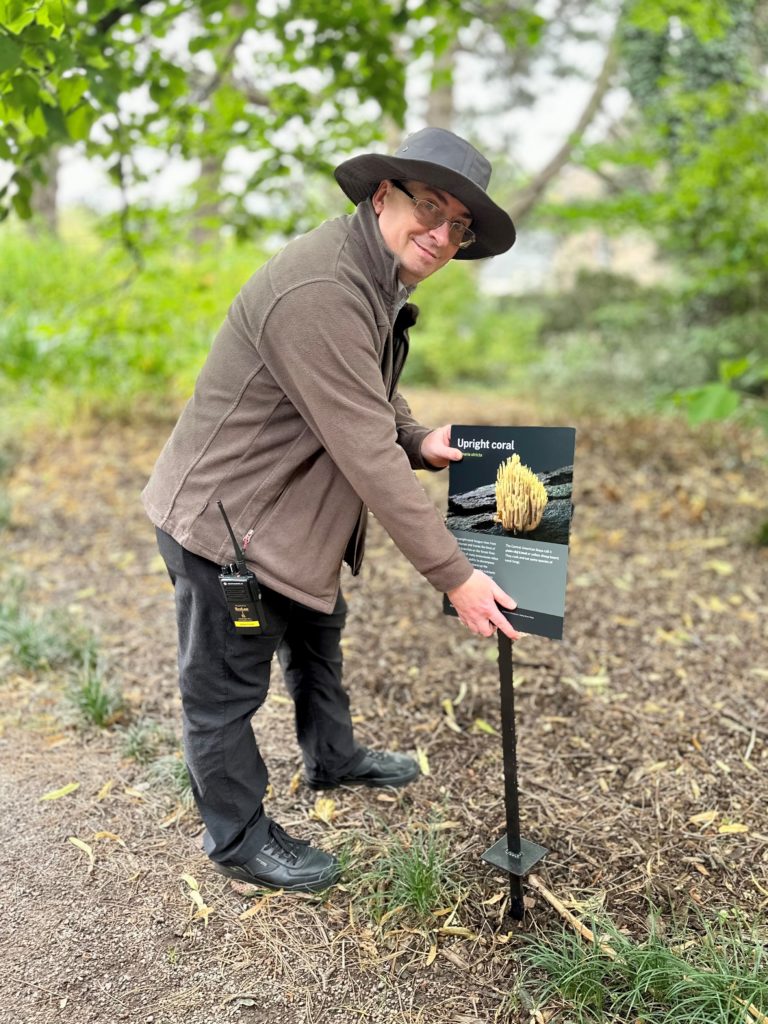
top-left (234, 620), bottom-right (260, 627)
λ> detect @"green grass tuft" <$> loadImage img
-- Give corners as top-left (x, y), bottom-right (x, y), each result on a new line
top-left (119, 720), bottom-right (168, 764)
top-left (67, 649), bottom-right (123, 728)
top-left (520, 908), bottom-right (767, 1024)
top-left (359, 827), bottom-right (465, 926)
top-left (0, 583), bottom-right (98, 672)
top-left (147, 753), bottom-right (195, 808)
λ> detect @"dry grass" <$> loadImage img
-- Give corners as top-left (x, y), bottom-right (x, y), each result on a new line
top-left (1, 391), bottom-right (767, 1022)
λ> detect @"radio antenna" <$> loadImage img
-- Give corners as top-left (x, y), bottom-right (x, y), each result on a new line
top-left (217, 501), bottom-right (247, 573)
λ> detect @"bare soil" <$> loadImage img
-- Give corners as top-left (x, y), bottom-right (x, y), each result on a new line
top-left (1, 390), bottom-right (767, 1024)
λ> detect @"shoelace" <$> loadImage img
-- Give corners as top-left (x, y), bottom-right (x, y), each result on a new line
top-left (264, 822), bottom-right (310, 864)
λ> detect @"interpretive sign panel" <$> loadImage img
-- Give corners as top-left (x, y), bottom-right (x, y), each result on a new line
top-left (444, 426), bottom-right (576, 640)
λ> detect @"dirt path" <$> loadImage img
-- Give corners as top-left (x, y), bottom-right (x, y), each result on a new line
top-left (2, 391), bottom-right (767, 1023)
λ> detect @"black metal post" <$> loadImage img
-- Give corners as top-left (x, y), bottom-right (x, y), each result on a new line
top-left (480, 631), bottom-right (548, 922)
top-left (498, 632), bottom-right (525, 918)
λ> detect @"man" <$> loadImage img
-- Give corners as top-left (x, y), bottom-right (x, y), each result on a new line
top-left (142, 127), bottom-right (522, 893)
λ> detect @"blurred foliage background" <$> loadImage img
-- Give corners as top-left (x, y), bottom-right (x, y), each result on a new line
top-left (1, 0), bottom-right (767, 437)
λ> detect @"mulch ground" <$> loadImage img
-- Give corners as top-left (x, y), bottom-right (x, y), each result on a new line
top-left (1, 389), bottom-right (767, 1024)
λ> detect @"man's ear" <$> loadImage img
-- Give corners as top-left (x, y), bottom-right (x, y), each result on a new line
top-left (371, 180), bottom-right (390, 215)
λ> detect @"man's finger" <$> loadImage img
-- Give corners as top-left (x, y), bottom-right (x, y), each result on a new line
top-left (490, 608), bottom-right (522, 640)
top-left (492, 588), bottom-right (517, 611)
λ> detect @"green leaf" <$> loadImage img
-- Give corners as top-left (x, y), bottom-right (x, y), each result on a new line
top-left (678, 383), bottom-right (741, 425)
top-left (8, 71), bottom-right (40, 113)
top-left (2, 0), bottom-right (37, 34)
top-left (0, 34), bottom-right (22, 72)
top-left (718, 357), bottom-right (749, 383)
top-left (59, 73), bottom-right (88, 112)
top-left (12, 189), bottom-right (32, 218)
top-left (86, 53), bottom-right (110, 70)
top-left (43, 0), bottom-right (67, 29)
top-left (26, 102), bottom-right (47, 136)
top-left (64, 102), bottom-right (94, 141)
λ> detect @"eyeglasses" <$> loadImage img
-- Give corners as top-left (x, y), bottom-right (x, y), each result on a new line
top-left (391, 181), bottom-right (476, 250)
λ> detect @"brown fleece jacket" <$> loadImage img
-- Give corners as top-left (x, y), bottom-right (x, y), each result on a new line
top-left (141, 199), bottom-right (473, 612)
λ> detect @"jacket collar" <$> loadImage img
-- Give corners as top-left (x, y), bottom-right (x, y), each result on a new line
top-left (349, 198), bottom-right (414, 314)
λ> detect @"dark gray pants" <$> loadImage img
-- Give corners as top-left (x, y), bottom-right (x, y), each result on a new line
top-left (156, 529), bottom-right (364, 865)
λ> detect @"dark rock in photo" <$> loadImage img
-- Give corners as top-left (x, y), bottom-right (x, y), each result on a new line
top-left (447, 464), bottom-right (574, 544)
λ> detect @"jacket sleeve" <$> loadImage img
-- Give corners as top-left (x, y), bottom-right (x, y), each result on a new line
top-left (391, 389), bottom-right (440, 472)
top-left (256, 281), bottom-right (473, 594)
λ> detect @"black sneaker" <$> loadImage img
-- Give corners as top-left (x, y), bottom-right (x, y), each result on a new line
top-left (306, 748), bottom-right (421, 790)
top-left (213, 821), bottom-right (341, 892)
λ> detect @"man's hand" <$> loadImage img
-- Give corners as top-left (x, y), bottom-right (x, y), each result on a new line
top-left (421, 424), bottom-right (462, 469)
top-left (447, 569), bottom-right (524, 640)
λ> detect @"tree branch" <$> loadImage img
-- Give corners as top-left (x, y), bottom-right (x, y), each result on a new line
top-left (97, 0), bottom-right (155, 34)
top-left (508, 25), bottom-right (620, 223)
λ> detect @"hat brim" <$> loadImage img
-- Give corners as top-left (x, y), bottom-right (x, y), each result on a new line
top-left (334, 154), bottom-right (516, 260)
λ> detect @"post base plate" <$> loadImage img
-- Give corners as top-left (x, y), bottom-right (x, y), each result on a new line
top-left (481, 835), bottom-right (548, 877)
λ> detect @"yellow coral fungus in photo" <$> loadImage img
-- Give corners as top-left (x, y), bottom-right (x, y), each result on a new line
top-left (494, 454), bottom-right (548, 533)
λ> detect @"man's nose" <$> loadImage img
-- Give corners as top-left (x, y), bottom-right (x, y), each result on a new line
top-left (428, 219), bottom-right (453, 247)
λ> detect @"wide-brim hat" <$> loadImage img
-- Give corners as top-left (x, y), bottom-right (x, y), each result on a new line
top-left (334, 127), bottom-right (516, 260)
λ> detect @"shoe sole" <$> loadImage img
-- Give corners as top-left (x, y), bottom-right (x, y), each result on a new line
top-left (213, 861), bottom-right (341, 893)
top-left (306, 769), bottom-right (421, 791)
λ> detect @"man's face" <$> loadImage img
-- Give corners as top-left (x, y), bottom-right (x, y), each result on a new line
top-left (371, 179), bottom-right (472, 286)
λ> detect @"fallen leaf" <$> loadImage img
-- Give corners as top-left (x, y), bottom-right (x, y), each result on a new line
top-left (239, 892), bottom-right (282, 919)
top-left (437, 926), bottom-right (476, 938)
top-left (700, 537), bottom-right (729, 550)
top-left (40, 782), bottom-right (80, 801)
top-left (159, 805), bottom-right (187, 828)
top-left (43, 733), bottom-right (70, 749)
top-left (311, 796), bottom-right (336, 824)
top-left (441, 698), bottom-right (462, 733)
top-left (425, 943), bottom-right (437, 966)
top-left (415, 746), bottom-right (430, 776)
top-left (96, 779), bottom-right (114, 801)
top-left (704, 559), bottom-right (734, 576)
top-left (570, 672), bottom-right (610, 691)
top-left (689, 811), bottom-right (718, 825)
top-left (612, 615), bottom-right (639, 627)
top-left (472, 718), bottom-right (498, 736)
top-left (718, 823), bottom-right (749, 835)
top-left (93, 831), bottom-right (126, 846)
top-left (288, 770), bottom-right (301, 795)
top-left (192, 904), bottom-right (213, 924)
top-left (68, 836), bottom-right (95, 871)
top-left (481, 891), bottom-right (505, 907)
top-left (378, 906), bottom-right (406, 926)
top-left (453, 682), bottom-right (467, 706)
top-left (181, 874), bottom-right (213, 924)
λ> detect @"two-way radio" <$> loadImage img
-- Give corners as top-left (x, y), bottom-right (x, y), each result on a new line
top-left (217, 501), bottom-right (266, 634)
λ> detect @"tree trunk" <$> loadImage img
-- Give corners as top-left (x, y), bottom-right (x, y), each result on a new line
top-left (426, 41), bottom-right (457, 130)
top-left (29, 147), bottom-right (60, 237)
top-left (190, 152), bottom-right (224, 246)
top-left (509, 27), bottom-right (619, 223)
